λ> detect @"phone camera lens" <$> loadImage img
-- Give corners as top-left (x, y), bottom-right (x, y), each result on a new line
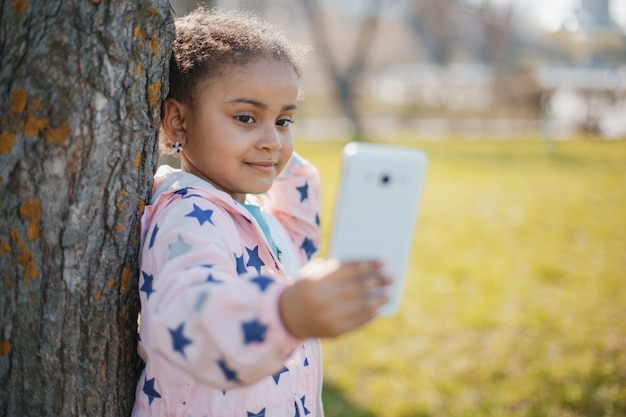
top-left (381, 174), bottom-right (391, 185)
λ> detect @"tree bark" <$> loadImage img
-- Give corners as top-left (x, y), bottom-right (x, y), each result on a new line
top-left (0, 1), bottom-right (174, 416)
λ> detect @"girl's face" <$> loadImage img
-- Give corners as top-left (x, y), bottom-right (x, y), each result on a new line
top-left (178, 58), bottom-right (299, 203)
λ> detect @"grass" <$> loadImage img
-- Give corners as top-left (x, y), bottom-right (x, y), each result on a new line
top-left (295, 138), bottom-right (626, 417)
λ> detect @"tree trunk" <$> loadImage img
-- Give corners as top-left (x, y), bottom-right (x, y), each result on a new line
top-left (0, 1), bottom-right (174, 416)
top-left (300, 0), bottom-right (382, 141)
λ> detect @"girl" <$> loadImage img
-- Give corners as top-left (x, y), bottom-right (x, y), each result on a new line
top-left (133, 8), bottom-right (391, 417)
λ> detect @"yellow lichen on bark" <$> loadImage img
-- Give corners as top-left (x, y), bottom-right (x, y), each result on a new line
top-left (23, 114), bottom-right (48, 137)
top-left (12, 88), bottom-right (27, 113)
top-left (120, 266), bottom-right (131, 295)
top-left (136, 199), bottom-right (145, 215)
top-left (135, 63), bottom-right (143, 77)
top-left (94, 288), bottom-right (103, 300)
top-left (32, 98), bottom-right (42, 111)
top-left (134, 26), bottom-right (145, 40)
top-left (147, 82), bottom-right (161, 109)
top-left (135, 152), bottom-right (142, 168)
top-left (117, 190), bottom-right (127, 210)
top-left (10, 228), bottom-right (37, 285)
top-left (19, 197), bottom-right (41, 241)
top-left (0, 131), bottom-right (16, 155)
top-left (0, 340), bottom-right (11, 357)
top-left (9, 0), bottom-right (27, 13)
top-left (116, 222), bottom-right (124, 234)
top-left (149, 39), bottom-right (160, 58)
top-left (45, 122), bottom-right (71, 145)
top-left (0, 240), bottom-right (10, 256)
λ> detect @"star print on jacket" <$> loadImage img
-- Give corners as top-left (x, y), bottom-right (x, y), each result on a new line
top-left (185, 203), bottom-right (215, 226)
top-left (169, 323), bottom-right (192, 358)
top-left (172, 187), bottom-right (201, 199)
top-left (168, 235), bottom-right (192, 259)
top-left (272, 366), bottom-right (289, 385)
top-left (242, 319), bottom-right (268, 344)
top-left (217, 358), bottom-right (240, 383)
top-left (235, 253), bottom-right (247, 275)
top-left (142, 376), bottom-right (161, 405)
top-left (246, 245), bottom-right (265, 274)
top-left (140, 271), bottom-right (155, 299)
top-left (133, 155), bottom-right (323, 417)
top-left (300, 237), bottom-right (317, 260)
top-left (295, 395), bottom-right (311, 416)
top-left (296, 182), bottom-right (309, 202)
top-left (148, 224), bottom-right (159, 249)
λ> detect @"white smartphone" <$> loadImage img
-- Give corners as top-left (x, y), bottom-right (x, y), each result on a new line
top-left (327, 142), bottom-right (428, 316)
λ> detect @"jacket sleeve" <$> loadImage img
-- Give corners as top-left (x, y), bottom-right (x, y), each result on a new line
top-left (138, 192), bottom-right (301, 390)
top-left (261, 152), bottom-right (322, 265)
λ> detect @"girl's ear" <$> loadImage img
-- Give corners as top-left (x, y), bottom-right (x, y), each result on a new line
top-left (161, 98), bottom-right (188, 146)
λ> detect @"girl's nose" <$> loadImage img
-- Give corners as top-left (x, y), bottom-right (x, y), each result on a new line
top-left (259, 125), bottom-right (282, 150)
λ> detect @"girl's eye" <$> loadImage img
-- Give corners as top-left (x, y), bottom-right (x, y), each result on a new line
top-left (276, 118), bottom-right (294, 128)
top-left (235, 114), bottom-right (255, 124)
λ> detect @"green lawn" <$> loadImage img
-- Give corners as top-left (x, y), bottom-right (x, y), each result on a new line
top-left (295, 138), bottom-right (626, 417)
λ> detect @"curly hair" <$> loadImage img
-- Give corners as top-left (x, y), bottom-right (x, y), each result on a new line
top-left (168, 7), bottom-right (306, 107)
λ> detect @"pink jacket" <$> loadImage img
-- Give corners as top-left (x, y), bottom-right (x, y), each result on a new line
top-left (132, 154), bottom-right (323, 417)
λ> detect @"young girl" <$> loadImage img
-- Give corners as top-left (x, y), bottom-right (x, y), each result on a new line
top-left (133, 8), bottom-right (391, 417)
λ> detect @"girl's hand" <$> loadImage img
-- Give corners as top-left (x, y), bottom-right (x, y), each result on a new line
top-left (279, 258), bottom-right (393, 339)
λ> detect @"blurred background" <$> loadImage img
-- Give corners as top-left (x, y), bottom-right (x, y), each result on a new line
top-left (169, 0), bottom-right (626, 141)
top-left (168, 1), bottom-right (625, 416)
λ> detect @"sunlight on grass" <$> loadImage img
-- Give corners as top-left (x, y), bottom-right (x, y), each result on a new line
top-left (296, 138), bottom-right (626, 417)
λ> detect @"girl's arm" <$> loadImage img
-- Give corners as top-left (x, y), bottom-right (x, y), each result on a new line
top-left (138, 193), bottom-right (301, 390)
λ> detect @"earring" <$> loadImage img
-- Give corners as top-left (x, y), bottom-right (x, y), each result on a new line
top-left (172, 141), bottom-right (183, 153)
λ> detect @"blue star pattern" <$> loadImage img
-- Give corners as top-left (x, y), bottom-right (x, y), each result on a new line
top-left (296, 182), bottom-right (309, 202)
top-left (272, 366), bottom-right (289, 385)
top-left (247, 409), bottom-right (266, 417)
top-left (235, 253), bottom-right (247, 275)
top-left (294, 396), bottom-right (310, 417)
top-left (140, 271), bottom-right (155, 299)
top-left (172, 187), bottom-right (201, 199)
top-left (250, 276), bottom-right (275, 292)
top-left (149, 224), bottom-right (159, 249)
top-left (169, 323), bottom-right (193, 358)
top-left (172, 187), bottom-right (190, 198)
top-left (169, 235), bottom-right (192, 259)
top-left (206, 273), bottom-right (222, 283)
top-left (242, 319), bottom-right (268, 344)
top-left (217, 358), bottom-right (240, 383)
top-left (246, 245), bottom-right (265, 275)
top-left (185, 203), bottom-right (215, 226)
top-left (143, 376), bottom-right (161, 405)
top-left (300, 237), bottom-right (317, 260)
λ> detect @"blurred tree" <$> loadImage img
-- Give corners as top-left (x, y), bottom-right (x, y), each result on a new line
top-left (300, 0), bottom-right (383, 140)
top-left (0, 1), bottom-right (174, 416)
top-left (405, 0), bottom-right (457, 65)
top-left (406, 0), bottom-right (516, 70)
top-left (406, 0), bottom-right (535, 112)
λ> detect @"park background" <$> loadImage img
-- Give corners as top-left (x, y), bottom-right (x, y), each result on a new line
top-left (169, 1), bottom-right (626, 416)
